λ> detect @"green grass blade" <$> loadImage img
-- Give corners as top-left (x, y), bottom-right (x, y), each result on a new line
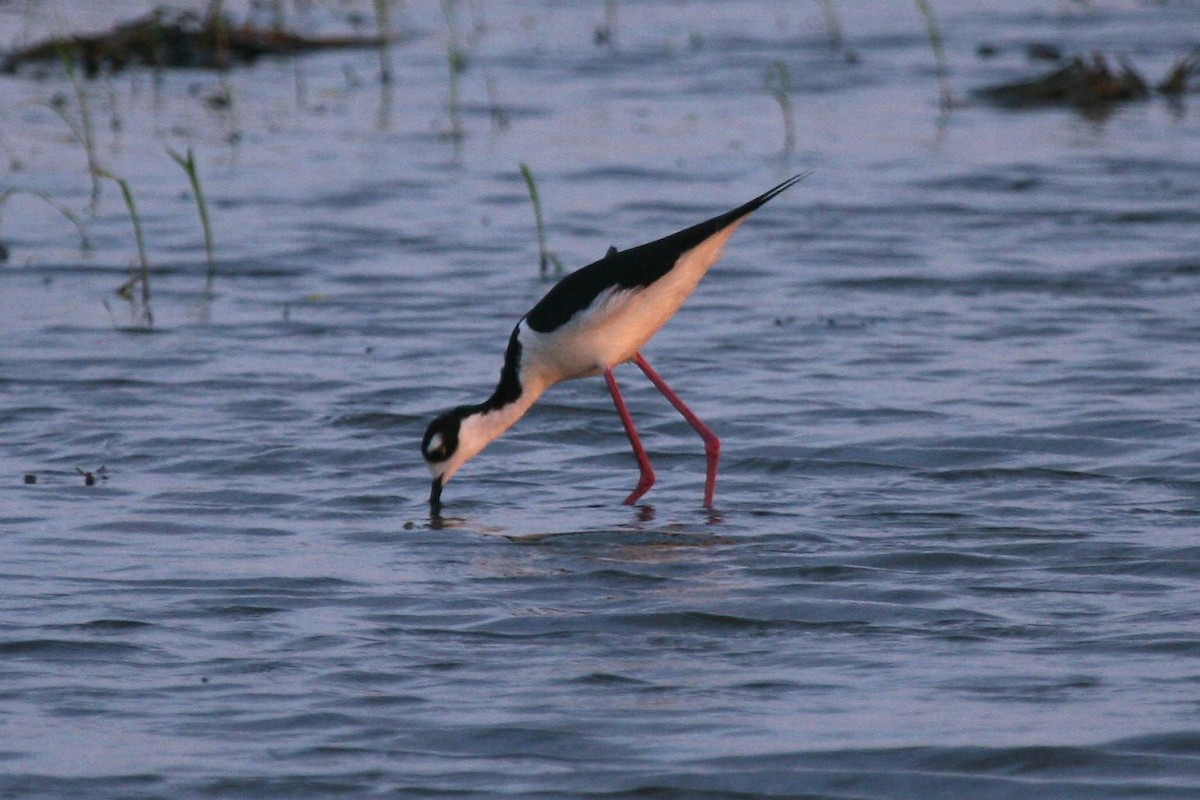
top-left (95, 169), bottom-right (152, 327)
top-left (168, 147), bottom-right (217, 295)
top-left (519, 162), bottom-right (562, 277)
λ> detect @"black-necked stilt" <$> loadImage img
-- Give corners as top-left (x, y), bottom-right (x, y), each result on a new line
top-left (422, 173), bottom-right (808, 510)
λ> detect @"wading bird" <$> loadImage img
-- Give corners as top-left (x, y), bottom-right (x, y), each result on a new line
top-left (422, 173), bottom-right (807, 511)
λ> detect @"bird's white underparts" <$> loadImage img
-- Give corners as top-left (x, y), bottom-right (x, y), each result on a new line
top-left (422, 173), bottom-right (808, 511)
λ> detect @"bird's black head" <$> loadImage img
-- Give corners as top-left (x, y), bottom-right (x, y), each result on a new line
top-left (422, 406), bottom-right (473, 509)
top-left (422, 407), bottom-right (465, 466)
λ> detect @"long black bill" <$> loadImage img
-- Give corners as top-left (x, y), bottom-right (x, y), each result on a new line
top-left (429, 477), bottom-right (443, 512)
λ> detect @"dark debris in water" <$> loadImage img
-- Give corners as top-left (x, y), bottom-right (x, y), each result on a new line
top-left (1, 7), bottom-right (385, 78)
top-left (976, 51), bottom-right (1200, 111)
top-left (1158, 52), bottom-right (1200, 97)
top-left (20, 467), bottom-right (109, 486)
top-left (74, 466), bottom-right (108, 487)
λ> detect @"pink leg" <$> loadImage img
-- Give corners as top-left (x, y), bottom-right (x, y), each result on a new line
top-left (633, 353), bottom-right (720, 508)
top-left (603, 367), bottom-right (656, 505)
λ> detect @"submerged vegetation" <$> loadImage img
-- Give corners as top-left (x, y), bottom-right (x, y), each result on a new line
top-left (815, 2), bottom-right (1196, 112)
top-left (816, 0), bottom-right (953, 105)
top-left (1, 1), bottom-right (1195, 326)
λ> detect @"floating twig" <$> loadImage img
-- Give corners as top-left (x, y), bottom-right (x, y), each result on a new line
top-left (74, 466), bottom-right (107, 486)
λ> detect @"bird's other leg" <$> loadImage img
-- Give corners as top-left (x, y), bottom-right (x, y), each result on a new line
top-left (603, 367), bottom-right (655, 505)
top-left (632, 353), bottom-right (720, 508)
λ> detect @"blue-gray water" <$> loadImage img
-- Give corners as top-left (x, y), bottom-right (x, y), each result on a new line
top-left (3, 1), bottom-right (1200, 797)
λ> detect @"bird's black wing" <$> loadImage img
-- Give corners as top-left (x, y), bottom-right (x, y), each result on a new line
top-left (523, 173), bottom-right (807, 334)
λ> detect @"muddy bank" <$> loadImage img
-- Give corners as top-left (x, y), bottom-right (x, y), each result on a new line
top-left (976, 51), bottom-right (1199, 110)
top-left (2, 8), bottom-right (387, 77)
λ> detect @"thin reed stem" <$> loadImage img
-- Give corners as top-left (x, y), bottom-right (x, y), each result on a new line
top-left (374, 0), bottom-right (394, 84)
top-left (518, 162), bottom-right (562, 277)
top-left (95, 170), bottom-right (152, 327)
top-left (816, 0), bottom-right (844, 52)
top-left (441, 0), bottom-right (466, 141)
top-left (168, 147), bottom-right (217, 296)
top-left (56, 47), bottom-right (101, 207)
top-left (914, 0), bottom-right (954, 109)
top-left (765, 60), bottom-right (796, 156)
top-left (0, 187), bottom-right (92, 252)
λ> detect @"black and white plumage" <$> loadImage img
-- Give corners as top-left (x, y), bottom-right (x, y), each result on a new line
top-left (422, 173), bottom-right (807, 510)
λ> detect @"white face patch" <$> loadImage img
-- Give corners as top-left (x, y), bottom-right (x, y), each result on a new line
top-left (425, 429), bottom-right (455, 477)
top-left (424, 431), bottom-right (449, 465)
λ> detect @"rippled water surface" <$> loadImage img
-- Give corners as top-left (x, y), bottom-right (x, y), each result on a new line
top-left (3, 1), bottom-right (1200, 797)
